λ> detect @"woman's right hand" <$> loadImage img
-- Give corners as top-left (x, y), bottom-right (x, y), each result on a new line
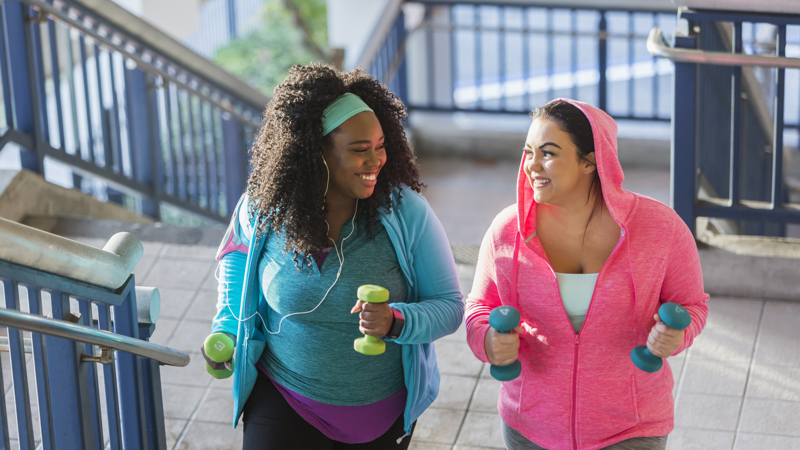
top-left (484, 326), bottom-right (521, 366)
top-left (201, 332), bottom-right (235, 371)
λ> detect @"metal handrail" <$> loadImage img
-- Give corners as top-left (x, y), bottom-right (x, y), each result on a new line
top-left (23, 0), bottom-right (265, 126)
top-left (647, 27), bottom-right (800, 69)
top-left (0, 308), bottom-right (190, 366)
top-left (0, 217), bottom-right (142, 290)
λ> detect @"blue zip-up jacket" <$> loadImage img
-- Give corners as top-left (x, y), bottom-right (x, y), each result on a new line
top-left (211, 186), bottom-right (464, 434)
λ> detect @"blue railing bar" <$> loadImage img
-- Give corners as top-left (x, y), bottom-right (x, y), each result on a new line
top-left (168, 84), bottom-right (187, 199)
top-left (78, 297), bottom-right (105, 450)
top-left (198, 99), bottom-right (211, 210)
top-left (420, 20), bottom-right (658, 39)
top-left (0, 258), bottom-right (130, 307)
top-left (0, 345), bottom-right (7, 450)
top-left (204, 103), bottom-right (219, 214)
top-left (680, 8), bottom-right (800, 26)
top-left (407, 104), bottom-right (671, 120)
top-left (113, 287), bottom-right (146, 450)
top-left (25, 285), bottom-right (54, 450)
top-left (651, 13), bottom-right (658, 119)
top-left (412, 0), bottom-right (674, 12)
top-left (3, 280), bottom-right (35, 450)
top-left (598, 11), bottom-right (607, 112)
top-left (773, 24), bottom-right (786, 210)
top-left (729, 22), bottom-right (742, 206)
top-left (628, 13), bottom-right (635, 116)
top-left (94, 42), bottom-right (113, 169)
top-left (45, 289), bottom-right (90, 447)
top-left (450, 6), bottom-right (456, 109)
top-left (145, 75), bottom-right (163, 220)
top-left (571, 9), bottom-right (577, 101)
top-left (184, 94), bottom-right (200, 205)
top-left (670, 33), bottom-right (697, 235)
top-left (474, 5), bottom-right (482, 109)
top-left (0, 6), bottom-right (12, 129)
top-left (426, 9), bottom-right (435, 108)
top-left (522, 7), bottom-right (530, 110)
top-left (47, 19), bottom-right (67, 151)
top-left (27, 5), bottom-right (50, 150)
top-left (182, 91), bottom-right (198, 205)
top-left (227, 0), bottom-right (237, 39)
top-left (97, 304), bottom-right (122, 450)
top-left (697, 200), bottom-right (800, 222)
top-left (63, 22), bottom-right (83, 157)
top-left (500, 6), bottom-right (507, 111)
top-left (547, 8), bottom-right (553, 101)
top-left (107, 51), bottom-right (125, 173)
top-left (78, 34), bottom-right (96, 164)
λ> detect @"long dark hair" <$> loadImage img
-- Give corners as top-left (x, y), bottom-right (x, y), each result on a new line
top-left (531, 101), bottom-right (604, 230)
top-left (246, 63), bottom-right (423, 270)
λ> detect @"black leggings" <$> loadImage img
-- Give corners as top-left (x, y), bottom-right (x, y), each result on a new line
top-left (242, 372), bottom-right (416, 449)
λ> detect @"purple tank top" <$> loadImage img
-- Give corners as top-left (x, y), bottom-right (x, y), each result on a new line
top-left (257, 363), bottom-right (407, 443)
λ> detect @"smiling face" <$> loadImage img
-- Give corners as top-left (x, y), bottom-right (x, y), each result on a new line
top-left (322, 111), bottom-right (387, 204)
top-left (523, 118), bottom-right (596, 206)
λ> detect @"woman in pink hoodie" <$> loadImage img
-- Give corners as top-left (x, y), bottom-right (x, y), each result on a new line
top-left (465, 99), bottom-right (709, 450)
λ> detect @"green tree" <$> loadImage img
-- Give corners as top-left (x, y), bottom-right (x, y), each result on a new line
top-left (213, 0), bottom-right (328, 96)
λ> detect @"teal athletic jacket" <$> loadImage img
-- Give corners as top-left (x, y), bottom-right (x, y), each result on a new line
top-left (212, 186), bottom-right (464, 435)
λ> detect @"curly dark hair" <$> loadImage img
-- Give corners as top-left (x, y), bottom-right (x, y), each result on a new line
top-left (245, 63), bottom-right (423, 270)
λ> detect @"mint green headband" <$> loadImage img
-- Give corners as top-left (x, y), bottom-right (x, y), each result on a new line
top-left (321, 93), bottom-right (373, 136)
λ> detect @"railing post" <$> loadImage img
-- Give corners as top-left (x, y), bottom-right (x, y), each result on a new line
top-left (3, 281), bottom-right (35, 449)
top-left (2, 0), bottom-right (43, 172)
top-left (222, 115), bottom-right (247, 217)
top-left (125, 67), bottom-right (162, 219)
top-left (671, 33), bottom-right (698, 235)
top-left (44, 290), bottom-right (94, 448)
top-left (113, 280), bottom-right (149, 450)
top-left (139, 324), bottom-right (167, 450)
top-left (598, 11), bottom-right (608, 112)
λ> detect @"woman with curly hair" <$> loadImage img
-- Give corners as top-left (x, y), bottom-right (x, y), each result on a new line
top-left (204, 63), bottom-right (463, 449)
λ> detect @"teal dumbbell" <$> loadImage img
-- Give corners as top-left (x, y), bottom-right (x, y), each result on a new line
top-left (354, 285), bottom-right (390, 356)
top-left (488, 306), bottom-right (522, 381)
top-left (630, 302), bottom-right (692, 373)
top-left (203, 333), bottom-right (235, 379)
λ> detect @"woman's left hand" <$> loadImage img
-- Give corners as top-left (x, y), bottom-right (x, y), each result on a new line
top-left (646, 313), bottom-right (685, 358)
top-left (351, 300), bottom-right (393, 337)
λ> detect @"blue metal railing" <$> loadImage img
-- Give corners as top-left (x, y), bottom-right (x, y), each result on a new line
top-left (663, 8), bottom-right (800, 237)
top-left (0, 266), bottom-right (186, 447)
top-left (369, 1), bottom-right (678, 121)
top-left (0, 0), bottom-right (264, 224)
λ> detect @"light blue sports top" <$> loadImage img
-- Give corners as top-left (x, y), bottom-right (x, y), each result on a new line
top-left (555, 273), bottom-right (599, 333)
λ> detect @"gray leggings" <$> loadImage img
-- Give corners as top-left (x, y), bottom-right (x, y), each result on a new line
top-left (502, 421), bottom-right (667, 450)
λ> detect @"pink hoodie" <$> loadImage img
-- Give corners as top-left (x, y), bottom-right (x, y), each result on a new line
top-left (465, 99), bottom-right (709, 450)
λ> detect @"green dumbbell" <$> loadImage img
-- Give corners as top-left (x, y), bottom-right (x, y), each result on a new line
top-left (354, 285), bottom-right (389, 356)
top-left (203, 332), bottom-right (235, 379)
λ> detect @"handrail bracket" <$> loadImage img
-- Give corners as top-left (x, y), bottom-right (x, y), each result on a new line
top-left (81, 347), bottom-right (115, 365)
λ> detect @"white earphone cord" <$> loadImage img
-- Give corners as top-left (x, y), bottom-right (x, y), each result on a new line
top-left (214, 198), bottom-right (358, 335)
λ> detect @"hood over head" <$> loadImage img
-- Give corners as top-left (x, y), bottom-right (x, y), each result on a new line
top-left (516, 98), bottom-right (636, 240)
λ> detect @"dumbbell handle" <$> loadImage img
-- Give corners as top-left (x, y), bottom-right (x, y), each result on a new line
top-left (203, 332), bottom-right (235, 379)
top-left (488, 306), bottom-right (522, 381)
top-left (631, 302), bottom-right (691, 373)
top-left (354, 285), bottom-right (389, 356)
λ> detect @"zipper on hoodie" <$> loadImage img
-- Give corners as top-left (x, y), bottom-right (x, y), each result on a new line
top-left (571, 334), bottom-right (579, 450)
top-left (566, 228), bottom-right (627, 450)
